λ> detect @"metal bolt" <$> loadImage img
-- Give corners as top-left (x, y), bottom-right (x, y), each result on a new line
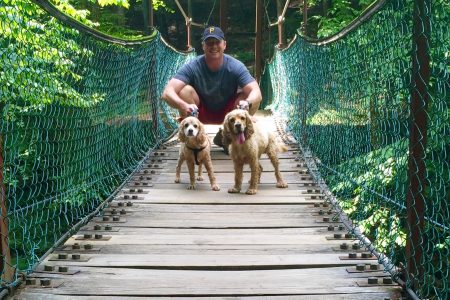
top-left (334, 233), bottom-right (343, 238)
top-left (26, 278), bottom-right (37, 285)
top-left (327, 225), bottom-right (335, 231)
top-left (94, 224), bottom-right (102, 230)
top-left (139, 176), bottom-right (144, 180)
top-left (58, 253), bottom-right (68, 259)
top-left (103, 216), bottom-right (110, 221)
top-left (105, 224), bottom-right (112, 231)
top-left (345, 233), bottom-right (354, 238)
top-left (352, 243), bottom-right (360, 250)
top-left (322, 203), bottom-right (330, 208)
top-left (382, 277), bottom-right (393, 284)
top-left (44, 265), bottom-right (54, 271)
top-left (143, 170), bottom-right (149, 174)
top-left (84, 244), bottom-right (93, 250)
top-left (58, 266), bottom-right (69, 273)
top-left (72, 254), bottom-right (81, 260)
top-left (368, 277), bottom-right (378, 284)
top-left (338, 224), bottom-right (345, 230)
top-left (348, 253), bottom-right (357, 258)
top-left (84, 234), bottom-right (92, 239)
top-left (72, 243), bottom-right (81, 250)
top-left (120, 209), bottom-right (126, 215)
top-left (146, 177), bottom-right (152, 180)
top-left (118, 202), bottom-right (124, 207)
top-left (131, 195), bottom-right (138, 200)
top-left (113, 216), bottom-right (120, 221)
top-left (314, 203), bottom-right (320, 207)
top-left (150, 170), bottom-right (156, 174)
top-left (356, 264), bottom-right (365, 271)
top-left (124, 195), bottom-right (130, 199)
top-left (323, 217), bottom-right (330, 222)
top-left (127, 201), bottom-right (133, 206)
top-left (370, 264), bottom-right (379, 270)
top-left (129, 189), bottom-right (135, 192)
top-left (327, 210), bottom-right (333, 215)
top-left (111, 209), bottom-right (117, 215)
top-left (361, 252), bottom-right (372, 258)
top-left (340, 243), bottom-right (349, 250)
top-left (94, 234), bottom-right (102, 239)
top-left (319, 210), bottom-right (324, 215)
top-left (143, 182), bottom-right (148, 186)
top-left (40, 279), bottom-right (52, 286)
top-left (137, 189), bottom-right (143, 192)
top-left (134, 182), bottom-right (140, 186)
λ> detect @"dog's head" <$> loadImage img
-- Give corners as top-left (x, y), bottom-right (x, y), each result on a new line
top-left (222, 109), bottom-right (254, 145)
top-left (178, 116), bottom-right (206, 143)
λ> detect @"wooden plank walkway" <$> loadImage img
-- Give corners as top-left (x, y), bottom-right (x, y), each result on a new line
top-left (13, 113), bottom-right (402, 299)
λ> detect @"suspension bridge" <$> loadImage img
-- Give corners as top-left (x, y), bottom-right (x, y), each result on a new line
top-left (0, 0), bottom-right (448, 299)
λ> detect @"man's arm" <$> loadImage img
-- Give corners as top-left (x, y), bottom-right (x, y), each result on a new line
top-left (240, 81), bottom-right (262, 115)
top-left (161, 78), bottom-right (197, 117)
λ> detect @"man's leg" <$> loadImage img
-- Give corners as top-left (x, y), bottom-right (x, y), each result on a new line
top-left (178, 85), bottom-right (200, 119)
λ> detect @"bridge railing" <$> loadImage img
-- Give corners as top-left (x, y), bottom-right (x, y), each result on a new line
top-left (263, 0), bottom-right (449, 299)
top-left (0, 0), bottom-right (194, 287)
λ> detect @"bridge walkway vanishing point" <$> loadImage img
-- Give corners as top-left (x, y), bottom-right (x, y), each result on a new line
top-left (12, 112), bottom-right (402, 299)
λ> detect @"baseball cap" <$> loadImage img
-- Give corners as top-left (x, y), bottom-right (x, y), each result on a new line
top-left (202, 26), bottom-right (225, 41)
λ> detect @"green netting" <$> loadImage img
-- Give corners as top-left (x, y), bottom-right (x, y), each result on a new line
top-left (264, 0), bottom-right (449, 299)
top-left (0, 0), bottom-right (194, 285)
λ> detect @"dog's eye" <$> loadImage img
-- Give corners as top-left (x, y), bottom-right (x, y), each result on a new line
top-left (194, 124), bottom-right (198, 128)
top-left (230, 117), bottom-right (235, 123)
top-left (184, 124), bottom-right (189, 128)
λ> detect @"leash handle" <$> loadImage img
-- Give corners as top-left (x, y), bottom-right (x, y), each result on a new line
top-left (191, 109), bottom-right (198, 117)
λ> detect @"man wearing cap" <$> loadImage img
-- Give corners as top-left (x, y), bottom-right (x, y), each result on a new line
top-left (161, 26), bottom-right (262, 147)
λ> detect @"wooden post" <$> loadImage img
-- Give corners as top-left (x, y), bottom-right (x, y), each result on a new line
top-left (254, 0), bottom-right (262, 82)
top-left (0, 135), bottom-right (14, 283)
top-left (276, 0), bottom-right (290, 48)
top-left (220, 0), bottom-right (228, 34)
top-left (406, 0), bottom-right (430, 290)
top-left (302, 0), bottom-right (308, 36)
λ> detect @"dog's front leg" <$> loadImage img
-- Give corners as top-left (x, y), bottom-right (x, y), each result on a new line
top-left (246, 159), bottom-right (259, 195)
top-left (197, 163), bottom-right (204, 181)
top-left (186, 160), bottom-right (196, 190)
top-left (204, 159), bottom-right (220, 191)
top-left (228, 161), bottom-right (243, 193)
top-left (174, 154), bottom-right (185, 183)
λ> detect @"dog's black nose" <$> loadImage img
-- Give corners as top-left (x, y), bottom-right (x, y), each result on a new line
top-left (188, 129), bottom-right (193, 135)
top-left (235, 123), bottom-right (242, 130)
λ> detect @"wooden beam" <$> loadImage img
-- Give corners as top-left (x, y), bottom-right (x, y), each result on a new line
top-left (254, 0), bottom-right (262, 82)
top-left (0, 135), bottom-right (14, 283)
top-left (220, 0), bottom-right (228, 34)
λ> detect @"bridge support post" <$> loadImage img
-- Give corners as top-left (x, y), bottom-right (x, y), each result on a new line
top-left (254, 0), bottom-right (262, 82)
top-left (0, 134), bottom-right (14, 283)
top-left (405, 0), bottom-right (430, 292)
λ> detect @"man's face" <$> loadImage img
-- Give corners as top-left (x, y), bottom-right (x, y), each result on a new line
top-left (202, 38), bottom-right (226, 58)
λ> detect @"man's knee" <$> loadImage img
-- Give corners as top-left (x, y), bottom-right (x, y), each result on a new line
top-left (179, 85), bottom-right (199, 105)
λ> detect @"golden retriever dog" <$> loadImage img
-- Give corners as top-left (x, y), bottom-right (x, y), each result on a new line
top-left (175, 116), bottom-right (220, 191)
top-left (222, 109), bottom-right (288, 195)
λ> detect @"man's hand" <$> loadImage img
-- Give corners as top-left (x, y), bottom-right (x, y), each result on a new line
top-left (238, 100), bottom-right (251, 111)
top-left (182, 103), bottom-right (199, 117)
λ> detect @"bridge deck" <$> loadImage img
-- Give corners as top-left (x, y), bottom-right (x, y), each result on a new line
top-left (13, 113), bottom-right (402, 299)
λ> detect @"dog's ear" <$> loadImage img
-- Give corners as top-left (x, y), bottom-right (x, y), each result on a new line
top-left (244, 110), bottom-right (254, 140)
top-left (178, 120), bottom-right (186, 142)
top-left (196, 121), bottom-right (207, 144)
top-left (222, 114), bottom-right (233, 145)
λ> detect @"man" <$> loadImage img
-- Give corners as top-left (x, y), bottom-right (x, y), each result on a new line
top-left (161, 26), bottom-right (262, 147)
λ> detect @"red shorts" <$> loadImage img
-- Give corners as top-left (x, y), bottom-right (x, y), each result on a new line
top-left (198, 94), bottom-right (238, 124)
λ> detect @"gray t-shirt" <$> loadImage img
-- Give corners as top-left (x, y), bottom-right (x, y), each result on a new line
top-left (174, 54), bottom-right (255, 112)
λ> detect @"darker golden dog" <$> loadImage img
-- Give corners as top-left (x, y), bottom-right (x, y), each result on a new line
top-left (222, 109), bottom-right (288, 195)
top-left (175, 116), bottom-right (220, 191)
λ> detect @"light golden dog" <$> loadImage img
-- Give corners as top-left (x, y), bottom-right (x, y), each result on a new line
top-left (175, 116), bottom-right (220, 191)
top-left (222, 109), bottom-right (288, 195)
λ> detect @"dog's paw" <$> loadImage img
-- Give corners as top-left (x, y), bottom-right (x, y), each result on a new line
top-left (174, 178), bottom-right (180, 183)
top-left (228, 187), bottom-right (240, 194)
top-left (197, 176), bottom-right (204, 181)
top-left (211, 185), bottom-right (220, 191)
top-left (245, 189), bottom-right (257, 195)
top-left (187, 184), bottom-right (196, 190)
top-left (276, 182), bottom-right (288, 188)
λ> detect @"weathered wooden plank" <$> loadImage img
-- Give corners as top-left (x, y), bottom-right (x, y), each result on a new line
top-left (19, 267), bottom-right (401, 296)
